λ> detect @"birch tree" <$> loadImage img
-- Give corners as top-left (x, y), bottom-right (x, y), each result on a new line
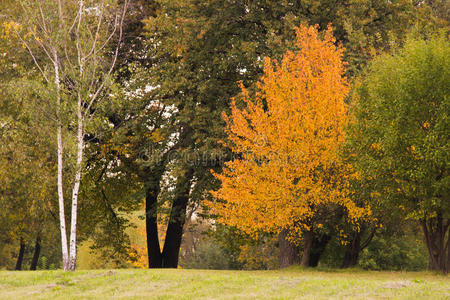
top-left (6, 0), bottom-right (128, 271)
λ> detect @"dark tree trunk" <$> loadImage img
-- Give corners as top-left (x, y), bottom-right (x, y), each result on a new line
top-left (162, 168), bottom-right (194, 268)
top-left (421, 213), bottom-right (449, 273)
top-left (15, 239), bottom-right (26, 271)
top-left (30, 236), bottom-right (41, 270)
top-left (144, 126), bottom-right (194, 269)
top-left (278, 229), bottom-right (300, 268)
top-left (447, 235), bottom-right (450, 272)
top-left (145, 175), bottom-right (163, 268)
top-left (300, 230), bottom-right (313, 267)
top-left (448, 236), bottom-right (450, 271)
top-left (143, 144), bottom-right (174, 269)
top-left (300, 230), bottom-right (331, 267)
top-left (341, 227), bottom-right (376, 269)
top-left (309, 233), bottom-right (331, 267)
top-left (341, 232), bottom-right (361, 268)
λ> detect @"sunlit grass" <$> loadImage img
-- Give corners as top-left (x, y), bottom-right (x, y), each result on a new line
top-left (0, 268), bottom-right (448, 299)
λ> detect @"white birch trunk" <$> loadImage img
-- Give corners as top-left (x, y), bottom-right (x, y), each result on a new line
top-left (67, 0), bottom-right (85, 270)
top-left (54, 52), bottom-right (69, 271)
top-left (68, 91), bottom-right (84, 271)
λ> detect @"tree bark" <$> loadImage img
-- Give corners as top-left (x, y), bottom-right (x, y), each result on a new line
top-left (342, 231), bottom-right (361, 268)
top-left (161, 167), bottom-right (194, 268)
top-left (68, 92), bottom-right (84, 271)
top-left (54, 51), bottom-right (69, 271)
top-left (278, 229), bottom-right (300, 268)
top-left (30, 236), bottom-right (41, 270)
top-left (421, 213), bottom-right (449, 274)
top-left (447, 234), bottom-right (450, 272)
top-left (145, 170), bottom-right (164, 268)
top-left (300, 230), bottom-right (313, 267)
top-left (15, 239), bottom-right (26, 271)
top-left (342, 232), bottom-right (361, 268)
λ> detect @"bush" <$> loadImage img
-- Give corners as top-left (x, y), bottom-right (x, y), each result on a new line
top-left (180, 239), bottom-right (235, 270)
top-left (359, 229), bottom-right (428, 271)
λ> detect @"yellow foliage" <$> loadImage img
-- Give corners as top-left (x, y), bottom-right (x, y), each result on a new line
top-left (2, 21), bottom-right (21, 37)
top-left (370, 142), bottom-right (381, 151)
top-left (208, 25), bottom-right (368, 237)
top-left (127, 226), bottom-right (149, 269)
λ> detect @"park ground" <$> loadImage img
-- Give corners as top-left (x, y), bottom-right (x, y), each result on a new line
top-left (0, 267), bottom-right (449, 299)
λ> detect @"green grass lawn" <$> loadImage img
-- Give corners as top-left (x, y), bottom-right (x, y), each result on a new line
top-left (0, 267), bottom-right (448, 299)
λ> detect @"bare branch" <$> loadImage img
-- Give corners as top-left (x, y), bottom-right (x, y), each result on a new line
top-left (88, 13), bottom-right (119, 60)
top-left (31, 31), bottom-right (57, 64)
top-left (37, 2), bottom-right (49, 35)
top-left (76, 0), bottom-right (84, 77)
top-left (84, 0), bottom-right (106, 60)
top-left (85, 0), bottom-right (129, 115)
top-left (13, 29), bottom-right (50, 83)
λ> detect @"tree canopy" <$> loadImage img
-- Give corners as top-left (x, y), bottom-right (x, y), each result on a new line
top-left (209, 25), bottom-right (368, 239)
top-left (351, 34), bottom-right (449, 272)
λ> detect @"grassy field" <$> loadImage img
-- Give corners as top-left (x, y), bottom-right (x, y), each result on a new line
top-left (0, 267), bottom-right (448, 299)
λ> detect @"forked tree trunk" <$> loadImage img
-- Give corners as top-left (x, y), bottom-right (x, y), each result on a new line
top-left (421, 213), bottom-right (449, 274)
top-left (278, 229), bottom-right (300, 268)
top-left (15, 239), bottom-right (26, 271)
top-left (162, 168), bottom-right (194, 268)
top-left (30, 236), bottom-right (41, 270)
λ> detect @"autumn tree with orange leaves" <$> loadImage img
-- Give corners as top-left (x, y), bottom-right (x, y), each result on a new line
top-left (209, 25), bottom-right (368, 267)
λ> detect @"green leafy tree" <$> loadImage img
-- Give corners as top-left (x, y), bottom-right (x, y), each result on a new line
top-left (0, 17), bottom-right (61, 271)
top-left (0, 82), bottom-right (59, 270)
top-left (351, 34), bottom-right (449, 273)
